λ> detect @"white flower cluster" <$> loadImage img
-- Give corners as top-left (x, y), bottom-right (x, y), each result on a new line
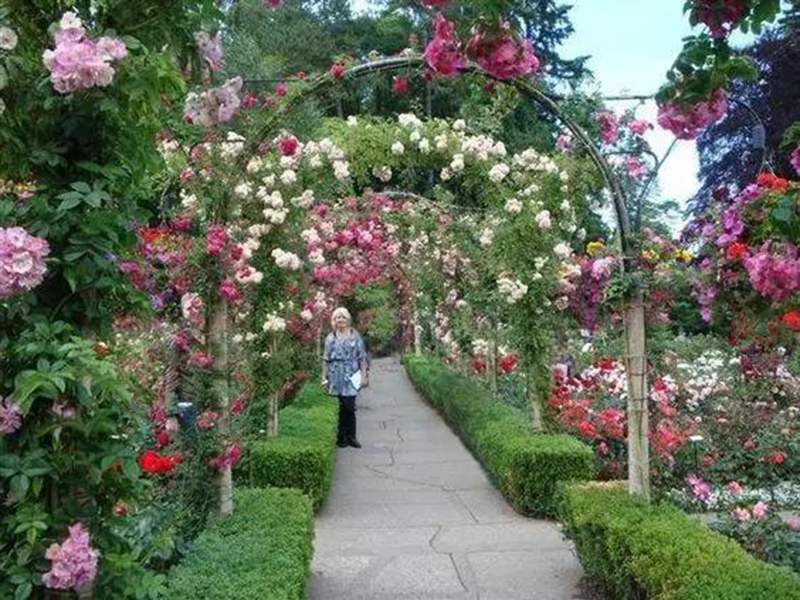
top-left (677, 350), bottom-right (733, 410)
top-left (472, 339), bottom-right (490, 357)
top-left (497, 275), bottom-right (528, 304)
top-left (304, 138), bottom-right (350, 181)
top-left (291, 189), bottom-right (315, 209)
top-left (489, 163), bottom-right (510, 183)
top-left (479, 227), bottom-right (494, 247)
top-left (398, 113), bottom-right (423, 129)
top-left (271, 248), bottom-right (302, 270)
top-left (258, 188), bottom-right (288, 225)
top-left (504, 197), bottom-right (523, 214)
top-left (220, 132), bottom-right (246, 159)
top-left (263, 313), bottom-right (286, 333)
top-left (372, 166), bottom-right (392, 182)
top-left (461, 135), bottom-right (506, 162)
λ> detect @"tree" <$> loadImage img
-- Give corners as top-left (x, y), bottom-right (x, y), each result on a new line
top-left (690, 8), bottom-right (800, 214)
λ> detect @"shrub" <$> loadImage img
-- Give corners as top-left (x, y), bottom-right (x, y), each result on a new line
top-left (559, 481), bottom-right (800, 600)
top-left (403, 354), bottom-right (592, 517)
top-left (249, 383), bottom-right (337, 511)
top-left (168, 487), bottom-right (314, 600)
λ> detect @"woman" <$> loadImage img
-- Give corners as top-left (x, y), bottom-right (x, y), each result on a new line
top-left (322, 307), bottom-right (368, 448)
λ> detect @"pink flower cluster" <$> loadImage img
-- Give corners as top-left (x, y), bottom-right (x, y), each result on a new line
top-left (596, 112), bottom-right (620, 145)
top-left (742, 245), bottom-right (799, 302)
top-left (732, 500), bottom-right (769, 522)
top-left (625, 157), bottom-right (646, 180)
top-left (686, 475), bottom-right (711, 503)
top-left (0, 397), bottom-right (22, 435)
top-left (424, 14), bottom-right (465, 78)
top-left (466, 22), bottom-right (539, 80)
top-left (657, 89), bottom-right (728, 140)
top-left (195, 31), bottom-right (224, 72)
top-left (209, 442), bottom-right (242, 470)
top-left (206, 225), bottom-right (228, 256)
top-left (791, 147), bottom-right (800, 176)
top-left (688, 0), bottom-right (749, 39)
top-left (0, 226), bottom-right (50, 298)
top-left (43, 12), bottom-right (127, 94)
top-left (184, 77), bottom-right (243, 127)
top-left (43, 523), bottom-right (100, 591)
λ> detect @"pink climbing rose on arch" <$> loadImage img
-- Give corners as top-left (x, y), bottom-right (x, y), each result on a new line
top-left (657, 88), bottom-right (728, 140)
top-left (43, 11), bottom-right (127, 94)
top-left (423, 14), bottom-right (465, 78)
top-left (466, 21), bottom-right (539, 80)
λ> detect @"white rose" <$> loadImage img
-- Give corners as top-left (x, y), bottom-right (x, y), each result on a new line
top-left (391, 141), bottom-right (405, 156)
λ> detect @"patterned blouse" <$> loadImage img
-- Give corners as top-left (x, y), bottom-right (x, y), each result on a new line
top-left (323, 330), bottom-right (366, 397)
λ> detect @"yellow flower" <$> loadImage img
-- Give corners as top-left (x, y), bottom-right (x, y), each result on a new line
top-left (586, 241), bottom-right (605, 257)
top-left (641, 250), bottom-right (659, 262)
top-left (674, 249), bottom-right (692, 264)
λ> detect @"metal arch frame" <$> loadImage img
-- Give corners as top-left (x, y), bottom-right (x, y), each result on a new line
top-left (239, 55), bottom-right (634, 258)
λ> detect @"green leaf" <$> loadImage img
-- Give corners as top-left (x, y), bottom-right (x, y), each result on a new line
top-left (14, 582), bottom-right (32, 600)
top-left (9, 474), bottom-right (30, 502)
top-left (70, 181), bottom-right (91, 194)
top-left (0, 65), bottom-right (7, 90)
top-left (57, 192), bottom-right (84, 212)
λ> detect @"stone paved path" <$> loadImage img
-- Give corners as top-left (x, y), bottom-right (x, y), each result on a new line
top-left (308, 357), bottom-right (585, 600)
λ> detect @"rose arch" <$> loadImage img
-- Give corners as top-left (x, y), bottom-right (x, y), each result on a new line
top-left (216, 54), bottom-right (652, 499)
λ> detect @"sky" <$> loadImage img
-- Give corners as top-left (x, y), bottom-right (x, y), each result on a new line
top-left (349, 0), bottom-right (746, 214)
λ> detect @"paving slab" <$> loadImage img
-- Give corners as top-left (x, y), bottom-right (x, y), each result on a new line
top-left (308, 356), bottom-right (585, 600)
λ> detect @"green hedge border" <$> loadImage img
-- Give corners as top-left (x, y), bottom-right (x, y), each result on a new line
top-left (167, 487), bottom-right (314, 600)
top-left (402, 354), bottom-right (592, 517)
top-left (248, 383), bottom-right (337, 512)
top-left (559, 481), bottom-right (800, 600)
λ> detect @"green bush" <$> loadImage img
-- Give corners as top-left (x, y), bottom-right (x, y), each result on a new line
top-left (403, 354), bottom-right (592, 517)
top-left (249, 383), bottom-right (337, 511)
top-left (167, 487), bottom-right (314, 600)
top-left (559, 481), bottom-right (800, 600)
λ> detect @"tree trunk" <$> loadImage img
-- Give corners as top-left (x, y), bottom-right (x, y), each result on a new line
top-left (624, 295), bottom-right (650, 500)
top-left (210, 300), bottom-right (233, 515)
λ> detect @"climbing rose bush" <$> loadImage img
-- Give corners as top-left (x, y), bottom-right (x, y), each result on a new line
top-left (466, 21), bottom-right (539, 80)
top-left (0, 226), bottom-right (50, 298)
top-left (424, 14), bottom-right (466, 77)
top-left (43, 523), bottom-right (100, 591)
top-left (688, 0), bottom-right (750, 39)
top-left (657, 88), bottom-right (728, 139)
top-left (43, 11), bottom-right (127, 94)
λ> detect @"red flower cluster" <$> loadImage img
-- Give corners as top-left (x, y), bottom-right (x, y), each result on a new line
top-left (756, 172), bottom-right (789, 191)
top-left (726, 241), bottom-right (749, 262)
top-left (780, 311), bottom-right (800, 331)
top-left (466, 22), bottom-right (539, 80)
top-left (138, 450), bottom-right (181, 475)
top-left (497, 353), bottom-right (519, 374)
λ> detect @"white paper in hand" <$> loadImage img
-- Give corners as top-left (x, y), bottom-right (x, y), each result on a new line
top-left (349, 371), bottom-right (362, 391)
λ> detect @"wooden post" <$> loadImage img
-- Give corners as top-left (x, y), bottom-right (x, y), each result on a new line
top-left (625, 294), bottom-right (650, 500)
top-left (413, 303), bottom-right (422, 355)
top-left (210, 300), bottom-right (233, 515)
top-left (267, 336), bottom-right (279, 437)
top-left (528, 364), bottom-right (544, 433)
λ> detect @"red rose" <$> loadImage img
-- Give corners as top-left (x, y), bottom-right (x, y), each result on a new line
top-left (329, 63), bottom-right (345, 79)
top-left (278, 136), bottom-right (298, 156)
top-left (780, 311), bottom-right (800, 331)
top-left (392, 76), bottom-right (408, 96)
top-left (770, 451), bottom-right (786, 465)
top-left (726, 242), bottom-right (749, 261)
top-left (743, 439), bottom-right (757, 451)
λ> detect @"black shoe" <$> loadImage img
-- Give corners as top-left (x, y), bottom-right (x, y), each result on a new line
top-left (347, 438), bottom-right (362, 449)
top-left (337, 438), bottom-right (348, 448)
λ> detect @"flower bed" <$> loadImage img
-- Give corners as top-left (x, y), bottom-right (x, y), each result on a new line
top-left (559, 481), bottom-right (800, 599)
top-left (403, 354), bottom-right (592, 517)
top-left (167, 487), bottom-right (314, 600)
top-left (248, 383), bottom-right (337, 511)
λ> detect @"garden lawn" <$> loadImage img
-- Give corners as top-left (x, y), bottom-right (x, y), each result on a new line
top-left (403, 354), bottom-right (592, 517)
top-left (248, 383), bottom-right (338, 511)
top-left (167, 487), bottom-right (314, 600)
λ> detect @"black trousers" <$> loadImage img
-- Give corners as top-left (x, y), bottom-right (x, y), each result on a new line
top-left (337, 395), bottom-right (357, 442)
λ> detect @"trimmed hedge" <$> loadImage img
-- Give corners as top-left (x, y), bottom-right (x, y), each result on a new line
top-left (402, 354), bottom-right (592, 517)
top-left (168, 487), bottom-right (314, 600)
top-left (249, 383), bottom-right (337, 511)
top-left (560, 481), bottom-right (800, 600)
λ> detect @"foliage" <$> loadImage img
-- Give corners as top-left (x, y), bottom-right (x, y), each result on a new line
top-left (166, 487), bottom-right (314, 600)
top-left (560, 480), bottom-right (800, 600)
top-left (248, 384), bottom-right (337, 511)
top-left (403, 354), bottom-right (592, 517)
top-left (349, 283), bottom-right (399, 357)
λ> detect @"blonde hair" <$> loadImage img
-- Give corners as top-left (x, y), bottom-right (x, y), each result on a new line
top-left (330, 307), bottom-right (352, 327)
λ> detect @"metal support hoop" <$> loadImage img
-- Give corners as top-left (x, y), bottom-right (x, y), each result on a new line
top-left (240, 55), bottom-right (633, 258)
